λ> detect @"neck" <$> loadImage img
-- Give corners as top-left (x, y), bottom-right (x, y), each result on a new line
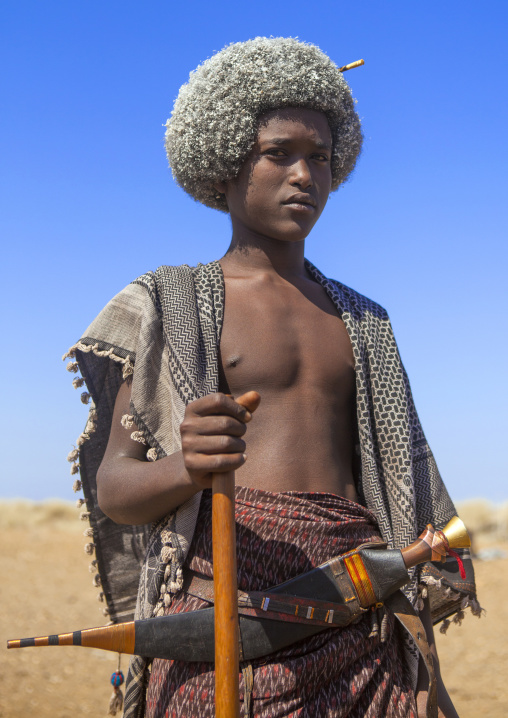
top-left (220, 227), bottom-right (307, 280)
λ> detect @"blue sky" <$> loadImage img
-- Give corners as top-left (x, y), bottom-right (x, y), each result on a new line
top-left (1, 1), bottom-right (506, 502)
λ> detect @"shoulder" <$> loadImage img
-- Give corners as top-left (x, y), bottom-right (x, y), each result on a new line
top-left (328, 277), bottom-right (390, 321)
top-left (129, 270), bottom-right (157, 300)
top-left (74, 270), bottom-right (161, 359)
top-left (153, 260), bottom-right (221, 280)
top-left (127, 262), bottom-right (211, 302)
top-left (98, 260), bottom-right (222, 317)
top-left (305, 260), bottom-right (389, 322)
top-left (153, 261), bottom-right (224, 311)
top-left (93, 271), bottom-right (159, 322)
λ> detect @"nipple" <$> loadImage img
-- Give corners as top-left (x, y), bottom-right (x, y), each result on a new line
top-left (227, 355), bottom-right (241, 368)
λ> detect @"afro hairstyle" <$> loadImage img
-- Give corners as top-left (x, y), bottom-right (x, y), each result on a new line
top-left (165, 37), bottom-right (363, 212)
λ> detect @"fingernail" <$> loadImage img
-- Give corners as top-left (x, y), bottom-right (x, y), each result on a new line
top-left (244, 411), bottom-right (252, 423)
top-left (242, 454), bottom-right (247, 461)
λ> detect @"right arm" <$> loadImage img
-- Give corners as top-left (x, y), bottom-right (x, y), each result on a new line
top-left (96, 381), bottom-right (259, 525)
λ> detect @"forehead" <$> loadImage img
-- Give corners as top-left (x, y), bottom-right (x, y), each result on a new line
top-left (256, 107), bottom-right (332, 146)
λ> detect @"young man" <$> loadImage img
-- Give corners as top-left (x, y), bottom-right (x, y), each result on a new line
top-left (65, 38), bottom-right (479, 717)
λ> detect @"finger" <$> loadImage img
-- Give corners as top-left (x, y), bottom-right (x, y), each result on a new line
top-left (191, 393), bottom-right (253, 423)
top-left (186, 452), bottom-right (247, 475)
top-left (186, 415), bottom-right (247, 438)
top-left (183, 435), bottom-right (246, 455)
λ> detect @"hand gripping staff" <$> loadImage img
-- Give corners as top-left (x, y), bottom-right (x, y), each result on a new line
top-left (8, 502), bottom-right (471, 716)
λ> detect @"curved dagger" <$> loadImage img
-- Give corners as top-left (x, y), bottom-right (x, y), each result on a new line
top-left (8, 517), bottom-right (471, 661)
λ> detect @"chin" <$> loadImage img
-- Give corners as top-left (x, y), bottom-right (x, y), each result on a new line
top-left (275, 220), bottom-right (317, 242)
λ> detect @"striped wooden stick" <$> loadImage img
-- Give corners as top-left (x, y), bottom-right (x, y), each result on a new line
top-left (7, 621), bottom-right (135, 653)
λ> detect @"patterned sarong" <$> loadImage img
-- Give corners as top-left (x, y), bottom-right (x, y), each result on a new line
top-left (145, 487), bottom-right (417, 717)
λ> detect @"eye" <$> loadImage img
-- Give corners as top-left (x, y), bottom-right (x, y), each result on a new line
top-left (263, 148), bottom-right (287, 157)
top-left (312, 153), bottom-right (330, 162)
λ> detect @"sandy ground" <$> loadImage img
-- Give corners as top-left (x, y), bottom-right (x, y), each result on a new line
top-left (1, 507), bottom-right (506, 718)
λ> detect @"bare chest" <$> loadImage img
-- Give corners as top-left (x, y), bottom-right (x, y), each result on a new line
top-left (219, 278), bottom-right (355, 402)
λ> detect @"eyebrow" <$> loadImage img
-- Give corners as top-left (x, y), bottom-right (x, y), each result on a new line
top-left (261, 137), bottom-right (332, 151)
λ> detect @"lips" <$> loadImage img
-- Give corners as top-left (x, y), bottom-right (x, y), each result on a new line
top-left (282, 193), bottom-right (317, 209)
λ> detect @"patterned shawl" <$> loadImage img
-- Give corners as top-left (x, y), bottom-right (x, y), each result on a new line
top-left (64, 260), bottom-right (479, 718)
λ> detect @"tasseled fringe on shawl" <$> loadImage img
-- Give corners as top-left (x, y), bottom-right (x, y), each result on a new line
top-left (64, 341), bottom-right (150, 624)
top-left (153, 533), bottom-right (182, 617)
top-left (63, 342), bottom-right (134, 372)
top-left (67, 406), bottom-right (98, 482)
top-left (121, 415), bottom-right (158, 457)
top-left (121, 414), bottom-right (135, 429)
top-left (420, 575), bottom-right (443, 590)
top-left (64, 341), bottom-right (135, 618)
top-left (418, 578), bottom-right (485, 634)
top-left (462, 595), bottom-right (484, 618)
top-left (67, 449), bottom-right (79, 463)
top-left (161, 545), bottom-right (177, 564)
top-left (123, 361), bottom-right (134, 379)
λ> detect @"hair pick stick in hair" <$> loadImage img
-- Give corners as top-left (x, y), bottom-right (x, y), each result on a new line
top-left (338, 59), bottom-right (365, 72)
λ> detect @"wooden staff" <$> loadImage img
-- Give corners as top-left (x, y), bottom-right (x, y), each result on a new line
top-left (212, 391), bottom-right (260, 718)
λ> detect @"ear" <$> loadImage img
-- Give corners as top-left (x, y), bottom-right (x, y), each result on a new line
top-left (213, 180), bottom-right (227, 194)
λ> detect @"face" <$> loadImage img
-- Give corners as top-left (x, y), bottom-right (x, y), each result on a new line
top-left (218, 108), bottom-right (333, 243)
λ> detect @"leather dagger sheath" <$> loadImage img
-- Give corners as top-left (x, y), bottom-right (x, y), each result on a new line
top-left (131, 541), bottom-right (410, 662)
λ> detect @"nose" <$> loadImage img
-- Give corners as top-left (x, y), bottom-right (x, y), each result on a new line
top-left (289, 158), bottom-right (312, 190)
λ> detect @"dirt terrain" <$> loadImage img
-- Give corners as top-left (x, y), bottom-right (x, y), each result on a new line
top-left (0, 500), bottom-right (506, 717)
